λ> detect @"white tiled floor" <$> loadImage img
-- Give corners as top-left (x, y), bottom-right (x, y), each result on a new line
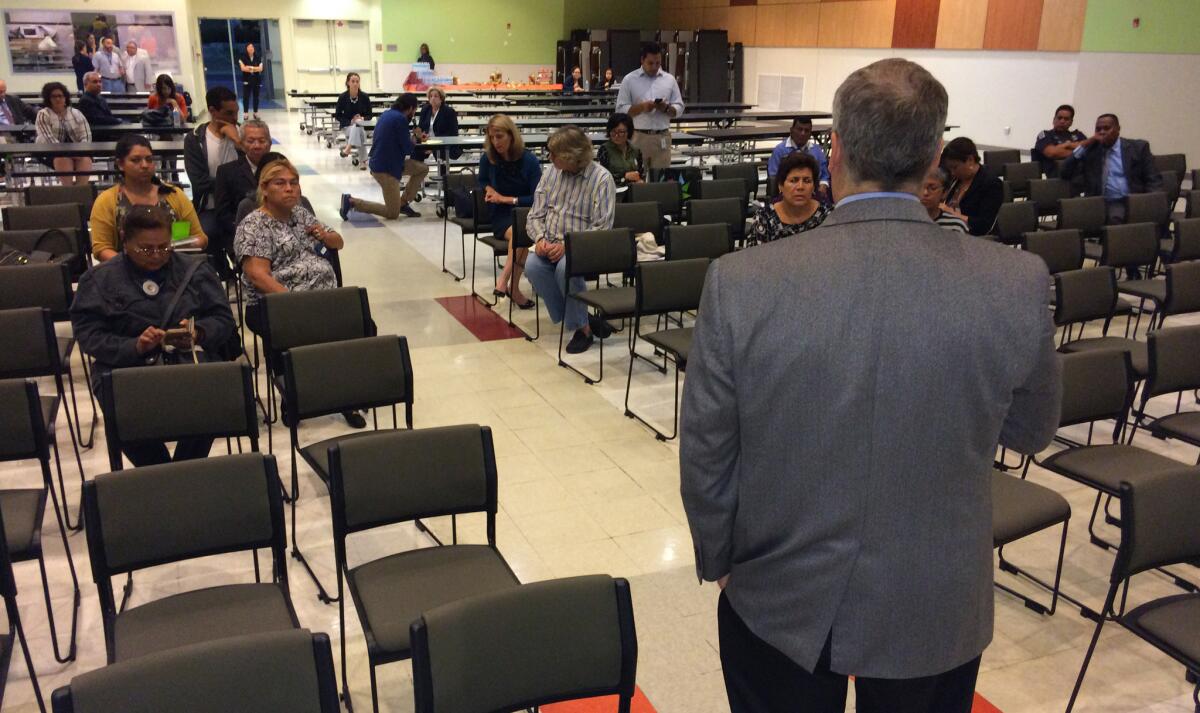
top-left (2, 109), bottom-right (1197, 712)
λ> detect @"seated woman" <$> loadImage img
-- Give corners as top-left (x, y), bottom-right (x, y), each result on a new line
top-left (746, 152), bottom-right (831, 248)
top-left (34, 82), bottom-right (92, 187)
top-left (918, 166), bottom-right (969, 234)
top-left (595, 113), bottom-right (643, 186)
top-left (480, 114), bottom-right (542, 308)
top-left (334, 72), bottom-right (372, 158)
top-left (414, 86), bottom-right (460, 164)
top-left (601, 67), bottom-right (615, 91)
top-left (90, 134), bottom-right (207, 262)
top-left (147, 74), bottom-right (189, 122)
top-left (69, 205), bottom-right (236, 467)
top-left (940, 137), bottom-right (1004, 237)
top-left (234, 157), bottom-right (364, 429)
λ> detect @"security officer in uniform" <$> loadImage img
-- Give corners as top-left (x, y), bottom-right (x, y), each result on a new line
top-left (1032, 104), bottom-right (1087, 177)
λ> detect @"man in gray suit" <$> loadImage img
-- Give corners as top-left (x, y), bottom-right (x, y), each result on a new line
top-left (680, 58), bottom-right (1062, 713)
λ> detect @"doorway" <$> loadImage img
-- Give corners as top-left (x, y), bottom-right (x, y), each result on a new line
top-left (291, 19), bottom-right (373, 93)
top-left (198, 18), bottom-right (283, 109)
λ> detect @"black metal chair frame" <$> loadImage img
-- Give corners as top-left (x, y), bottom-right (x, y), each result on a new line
top-left (0, 502), bottom-right (48, 713)
top-left (504, 206), bottom-right (540, 341)
top-left (559, 229), bottom-right (637, 385)
top-left (991, 470), bottom-right (1071, 617)
top-left (440, 170), bottom-right (475, 281)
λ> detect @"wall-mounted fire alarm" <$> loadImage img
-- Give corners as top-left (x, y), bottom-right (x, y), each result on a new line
top-left (1132, 17), bottom-right (1140, 28)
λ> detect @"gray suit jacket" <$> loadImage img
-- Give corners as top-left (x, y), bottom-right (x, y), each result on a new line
top-left (680, 196), bottom-right (1061, 679)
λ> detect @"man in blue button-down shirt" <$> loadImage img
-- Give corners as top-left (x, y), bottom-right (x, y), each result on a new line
top-left (1061, 113), bottom-right (1161, 224)
top-left (91, 37), bottom-right (125, 93)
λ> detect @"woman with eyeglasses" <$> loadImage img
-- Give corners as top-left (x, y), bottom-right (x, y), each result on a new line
top-left (595, 113), bottom-right (642, 186)
top-left (34, 81), bottom-right (93, 186)
top-left (70, 205), bottom-right (237, 466)
top-left (90, 133), bottom-right (207, 262)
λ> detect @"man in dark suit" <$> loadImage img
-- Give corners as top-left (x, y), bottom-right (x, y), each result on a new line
top-left (680, 58), bottom-right (1062, 713)
top-left (0, 79), bottom-right (37, 127)
top-left (77, 71), bottom-right (123, 129)
top-left (213, 118), bottom-right (272, 274)
top-left (1060, 113), bottom-right (1161, 224)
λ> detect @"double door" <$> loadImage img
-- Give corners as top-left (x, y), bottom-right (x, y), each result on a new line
top-left (292, 19), bottom-right (372, 93)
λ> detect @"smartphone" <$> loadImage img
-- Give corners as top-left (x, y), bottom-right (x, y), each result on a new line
top-left (163, 318), bottom-right (195, 351)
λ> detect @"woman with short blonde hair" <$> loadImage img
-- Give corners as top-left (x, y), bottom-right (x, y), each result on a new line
top-left (478, 113), bottom-right (542, 307)
top-left (255, 158), bottom-right (299, 205)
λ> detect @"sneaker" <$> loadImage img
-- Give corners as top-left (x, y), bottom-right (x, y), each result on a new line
top-left (342, 410), bottom-right (367, 429)
top-left (399, 203), bottom-right (421, 218)
top-left (339, 194), bottom-right (352, 221)
top-left (588, 314), bottom-right (614, 339)
top-left (565, 329), bottom-right (594, 354)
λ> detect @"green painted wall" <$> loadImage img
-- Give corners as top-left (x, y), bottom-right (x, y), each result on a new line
top-left (562, 0), bottom-right (661, 37)
top-left (1082, 0), bottom-right (1200, 54)
top-left (382, 0), bottom-right (563, 64)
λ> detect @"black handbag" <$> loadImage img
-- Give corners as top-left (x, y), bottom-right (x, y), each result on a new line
top-left (140, 107), bottom-right (172, 127)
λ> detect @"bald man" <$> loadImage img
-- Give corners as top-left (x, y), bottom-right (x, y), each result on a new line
top-left (78, 72), bottom-right (123, 127)
top-left (0, 80), bottom-right (37, 128)
top-left (124, 41), bottom-right (154, 92)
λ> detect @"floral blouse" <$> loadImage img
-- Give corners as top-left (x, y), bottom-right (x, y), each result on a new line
top-left (745, 201), bottom-right (831, 248)
top-left (234, 205), bottom-right (337, 305)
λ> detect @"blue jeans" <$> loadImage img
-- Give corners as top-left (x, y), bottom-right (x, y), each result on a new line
top-left (101, 77), bottom-right (124, 93)
top-left (524, 251), bottom-right (587, 332)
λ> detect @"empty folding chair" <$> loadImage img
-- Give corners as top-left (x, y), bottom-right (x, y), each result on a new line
top-left (613, 201), bottom-right (665, 245)
top-left (1152, 153), bottom-right (1186, 190)
top-left (689, 197), bottom-right (746, 246)
top-left (82, 453), bottom-right (297, 663)
top-left (1125, 191), bottom-right (1171, 239)
top-left (1064, 468), bottom-right (1200, 712)
top-left (696, 178), bottom-right (747, 204)
top-left (627, 181), bottom-right (682, 223)
top-left (440, 171), bottom-right (476, 280)
top-left (50, 630), bottom-right (341, 713)
top-left (411, 575), bottom-right (638, 713)
top-left (1128, 325), bottom-right (1200, 463)
top-left (0, 503), bottom-right (48, 713)
top-left (25, 185), bottom-right (95, 219)
top-left (1160, 217), bottom-right (1200, 265)
top-left (1057, 196), bottom-right (1107, 239)
top-left (1002, 161), bottom-right (1042, 200)
top-left (452, 190), bottom-right (502, 306)
top-left (712, 162), bottom-right (760, 202)
top-left (0, 379), bottom-right (80, 666)
top-left (1095, 222), bottom-right (1159, 278)
top-left (992, 201), bottom-right (1038, 245)
top-left (328, 425), bottom-right (521, 712)
top-left (559, 229), bottom-right (637, 384)
top-left (1183, 189), bottom-right (1200, 221)
top-left (3, 204), bottom-right (89, 274)
top-left (1028, 178), bottom-right (1072, 225)
top-left (1119, 260), bottom-right (1200, 335)
top-left (280, 335), bottom-right (414, 604)
top-left (983, 149), bottom-right (1021, 170)
top-left (991, 469), bottom-right (1071, 615)
top-left (1054, 268), bottom-right (1143, 375)
top-left (665, 223), bottom-right (732, 261)
top-left (625, 258), bottom-right (709, 440)
top-left (1023, 229), bottom-right (1083, 276)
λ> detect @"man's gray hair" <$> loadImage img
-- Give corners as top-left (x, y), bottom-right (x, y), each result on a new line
top-left (546, 125), bottom-right (593, 172)
top-left (832, 58), bottom-right (948, 191)
top-left (241, 118), bottom-right (271, 140)
top-left (83, 71), bottom-right (100, 82)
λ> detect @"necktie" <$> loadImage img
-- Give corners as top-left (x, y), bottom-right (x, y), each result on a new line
top-left (0, 101), bottom-right (12, 126)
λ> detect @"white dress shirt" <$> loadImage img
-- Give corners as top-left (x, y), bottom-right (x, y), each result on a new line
top-left (615, 68), bottom-right (685, 132)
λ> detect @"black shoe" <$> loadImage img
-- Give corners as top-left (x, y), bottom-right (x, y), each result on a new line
top-left (339, 194), bottom-right (352, 221)
top-left (399, 204), bottom-right (421, 218)
top-left (588, 315), bottom-right (613, 339)
top-left (566, 329), bottom-right (594, 354)
top-left (342, 410), bottom-right (367, 429)
top-left (515, 297), bottom-right (536, 310)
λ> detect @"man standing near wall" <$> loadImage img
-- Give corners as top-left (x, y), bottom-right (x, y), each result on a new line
top-left (615, 42), bottom-right (684, 178)
top-left (92, 37), bottom-right (125, 93)
top-left (124, 41), bottom-right (154, 92)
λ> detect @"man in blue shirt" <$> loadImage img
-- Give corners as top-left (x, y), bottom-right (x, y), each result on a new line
top-left (1060, 113), bottom-right (1161, 224)
top-left (91, 37), bottom-right (125, 93)
top-left (767, 117), bottom-right (830, 201)
top-left (341, 92), bottom-right (428, 220)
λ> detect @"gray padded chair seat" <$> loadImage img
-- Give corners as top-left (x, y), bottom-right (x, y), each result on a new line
top-left (1084, 242), bottom-right (1101, 261)
top-left (0, 489), bottom-right (44, 558)
top-left (114, 583), bottom-right (298, 662)
top-left (1152, 412), bottom-right (1200, 445)
top-left (475, 234), bottom-right (507, 254)
top-left (1041, 444), bottom-right (1192, 493)
top-left (574, 286), bottom-right (636, 319)
top-left (990, 471), bottom-right (1070, 545)
top-left (1061, 338), bottom-right (1148, 377)
top-left (1122, 593), bottom-right (1200, 665)
top-left (299, 431), bottom-right (391, 480)
top-left (643, 327), bottom-right (693, 366)
top-left (1118, 278), bottom-right (1167, 303)
top-left (348, 544), bottom-right (518, 655)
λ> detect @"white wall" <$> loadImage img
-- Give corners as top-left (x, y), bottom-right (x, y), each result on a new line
top-left (744, 47), bottom-right (1193, 166)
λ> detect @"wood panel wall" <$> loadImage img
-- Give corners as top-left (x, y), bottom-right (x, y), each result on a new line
top-left (983, 0), bottom-right (1045, 50)
top-left (1037, 0), bottom-right (1087, 51)
top-left (892, 0), bottom-right (941, 49)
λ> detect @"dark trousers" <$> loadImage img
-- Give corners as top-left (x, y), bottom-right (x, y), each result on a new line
top-left (242, 78), bottom-right (261, 113)
top-left (717, 593), bottom-right (981, 713)
top-left (1105, 200), bottom-right (1142, 280)
top-left (123, 437), bottom-right (215, 468)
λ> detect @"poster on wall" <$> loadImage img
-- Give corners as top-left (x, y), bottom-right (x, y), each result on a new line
top-left (4, 9), bottom-right (180, 73)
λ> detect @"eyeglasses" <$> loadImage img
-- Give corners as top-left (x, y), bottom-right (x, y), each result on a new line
top-left (610, 128), bottom-right (628, 136)
top-left (130, 245), bottom-right (172, 256)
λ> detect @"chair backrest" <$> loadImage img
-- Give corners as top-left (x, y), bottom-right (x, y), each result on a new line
top-left (329, 425), bottom-right (496, 538)
top-left (1143, 324), bottom-right (1200, 402)
top-left (0, 307), bottom-right (60, 379)
top-left (983, 149), bottom-right (1021, 170)
top-left (766, 174), bottom-right (779, 199)
top-left (664, 223), bottom-right (731, 261)
top-left (689, 197), bottom-right (744, 239)
top-left (992, 201), bottom-right (1038, 244)
top-left (1158, 170), bottom-right (1180, 206)
top-left (51, 630), bottom-right (340, 713)
top-left (1023, 229), bottom-right (1083, 275)
top-left (26, 184), bottom-right (95, 216)
top-left (1028, 178), bottom-right (1071, 218)
top-left (411, 575), bottom-right (637, 713)
top-left (626, 182), bottom-right (681, 220)
top-left (564, 228), bottom-right (636, 278)
top-left (1112, 468), bottom-right (1200, 583)
top-left (1163, 260), bottom-right (1200, 317)
top-left (445, 171), bottom-right (477, 202)
top-left (1003, 162), bottom-right (1042, 196)
top-left (83, 453), bottom-right (285, 581)
top-left (1125, 191), bottom-right (1170, 229)
top-left (1057, 349), bottom-right (1133, 429)
top-left (711, 163), bottom-right (759, 201)
top-left (1151, 153), bottom-right (1186, 185)
top-left (261, 287), bottom-right (371, 354)
top-left (101, 362), bottom-right (258, 471)
top-left (282, 335), bottom-right (413, 420)
top-left (1057, 196), bottom-right (1107, 236)
top-left (1099, 222), bottom-right (1158, 270)
top-left (1171, 218), bottom-right (1200, 262)
top-left (696, 178), bottom-right (746, 206)
top-left (4, 203), bottom-right (85, 232)
top-left (612, 201), bottom-right (664, 243)
top-left (636, 258), bottom-right (709, 316)
top-left (512, 206), bottom-right (530, 246)
top-left (0, 262), bottom-right (73, 320)
top-left (0, 378), bottom-right (47, 464)
top-left (1186, 189), bottom-right (1200, 219)
top-left (1053, 267), bottom-right (1117, 327)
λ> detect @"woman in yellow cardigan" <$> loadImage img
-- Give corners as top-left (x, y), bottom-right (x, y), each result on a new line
top-left (90, 134), bottom-right (207, 261)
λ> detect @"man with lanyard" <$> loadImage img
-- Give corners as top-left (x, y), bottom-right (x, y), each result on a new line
top-left (92, 36), bottom-right (125, 94)
top-left (768, 116), bottom-right (831, 202)
top-left (615, 42), bottom-right (685, 179)
top-left (1032, 104), bottom-right (1087, 177)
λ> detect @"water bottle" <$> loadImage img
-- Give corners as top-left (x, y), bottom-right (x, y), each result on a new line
top-left (172, 108), bottom-right (181, 127)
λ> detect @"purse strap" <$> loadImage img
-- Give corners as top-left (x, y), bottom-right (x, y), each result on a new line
top-left (159, 256), bottom-right (205, 328)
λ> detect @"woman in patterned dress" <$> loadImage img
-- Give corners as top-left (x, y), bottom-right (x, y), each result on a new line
top-left (745, 151), bottom-right (831, 248)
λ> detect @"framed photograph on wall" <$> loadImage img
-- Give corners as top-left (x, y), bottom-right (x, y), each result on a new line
top-left (4, 9), bottom-right (180, 73)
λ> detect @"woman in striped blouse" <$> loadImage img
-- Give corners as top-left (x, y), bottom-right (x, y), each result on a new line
top-left (35, 81), bottom-right (93, 186)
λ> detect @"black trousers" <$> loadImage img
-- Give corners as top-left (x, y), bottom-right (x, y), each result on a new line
top-left (717, 593), bottom-right (981, 713)
top-left (242, 77), bottom-right (261, 113)
top-left (123, 437), bottom-right (214, 468)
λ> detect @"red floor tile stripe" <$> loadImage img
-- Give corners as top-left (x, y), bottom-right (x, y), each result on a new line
top-left (434, 295), bottom-right (526, 341)
top-left (539, 686), bottom-right (1004, 713)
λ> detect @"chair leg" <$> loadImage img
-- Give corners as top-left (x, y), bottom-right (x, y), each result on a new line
top-left (441, 216), bottom-right (465, 281)
top-left (48, 430), bottom-right (83, 532)
top-left (70, 353), bottom-right (98, 449)
top-left (40, 468), bottom-right (81, 663)
top-left (994, 520), bottom-right (1074, 616)
top-left (1065, 586), bottom-right (1119, 713)
top-left (369, 663), bottom-right (380, 713)
top-left (558, 307), bottom-right (606, 385)
top-left (338, 566), bottom-right (354, 711)
top-left (288, 449), bottom-right (338, 604)
top-left (7, 602), bottom-right (48, 713)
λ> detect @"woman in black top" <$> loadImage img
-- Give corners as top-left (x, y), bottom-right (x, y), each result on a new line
top-left (414, 86), bottom-right (460, 160)
top-left (417, 43), bottom-right (435, 70)
top-left (601, 67), bottom-right (615, 91)
top-left (940, 137), bottom-right (1004, 237)
top-left (72, 40), bottom-right (92, 91)
top-left (238, 43), bottom-right (264, 116)
top-left (334, 72), bottom-right (373, 158)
